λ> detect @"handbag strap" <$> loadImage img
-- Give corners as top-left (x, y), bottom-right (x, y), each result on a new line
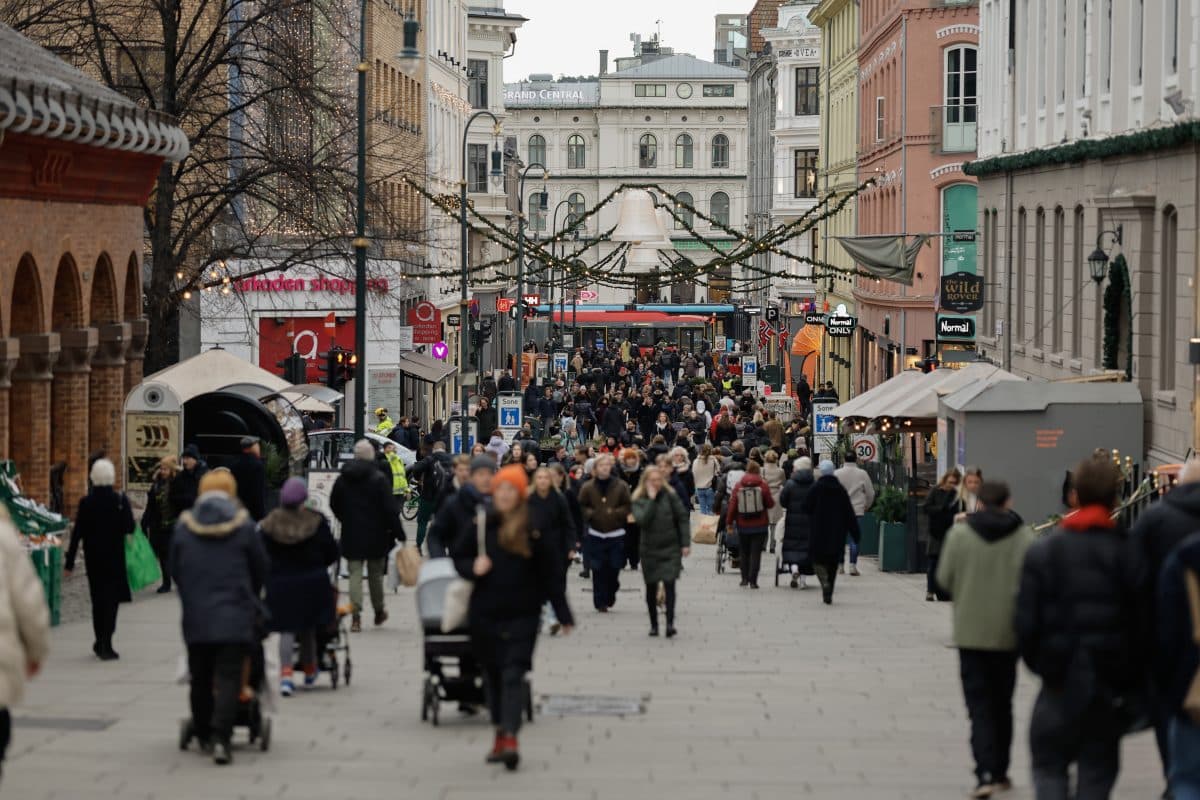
top-left (1185, 568), bottom-right (1200, 646)
top-left (475, 505), bottom-right (487, 558)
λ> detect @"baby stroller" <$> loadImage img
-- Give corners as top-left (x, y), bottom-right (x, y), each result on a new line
top-left (313, 585), bottom-right (353, 689)
top-left (416, 559), bottom-right (534, 726)
top-left (179, 637), bottom-right (275, 753)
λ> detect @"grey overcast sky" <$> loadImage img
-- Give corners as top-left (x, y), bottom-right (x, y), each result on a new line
top-left (503, 0), bottom-right (748, 82)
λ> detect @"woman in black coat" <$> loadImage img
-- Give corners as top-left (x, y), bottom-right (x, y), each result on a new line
top-left (922, 470), bottom-right (961, 602)
top-left (618, 449), bottom-right (644, 570)
top-left (141, 455), bottom-right (180, 593)
top-left (64, 459), bottom-right (134, 660)
top-left (259, 478), bottom-right (339, 695)
top-left (778, 458), bottom-right (816, 589)
top-left (802, 461), bottom-right (860, 605)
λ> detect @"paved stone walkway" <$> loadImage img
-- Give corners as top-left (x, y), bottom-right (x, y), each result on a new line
top-left (8, 546), bottom-right (1162, 799)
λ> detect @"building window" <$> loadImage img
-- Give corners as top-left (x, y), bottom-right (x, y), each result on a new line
top-left (527, 192), bottom-right (547, 232)
top-left (634, 83), bottom-right (666, 98)
top-left (710, 192), bottom-right (730, 227)
top-left (1078, 0), bottom-right (1090, 97)
top-left (1016, 207), bottom-right (1026, 338)
top-left (1052, 207), bottom-right (1064, 352)
top-left (674, 192), bottom-right (694, 229)
top-left (795, 67), bottom-right (819, 116)
top-left (945, 46), bottom-right (977, 123)
top-left (638, 133), bottom-right (657, 168)
top-left (711, 134), bottom-right (729, 168)
top-left (1071, 206), bottom-right (1084, 358)
top-left (1161, 205), bottom-right (1178, 389)
top-left (1036, 0), bottom-right (1046, 109)
top-left (1056, 0), bottom-right (1067, 103)
top-left (1101, 0), bottom-right (1112, 92)
top-left (467, 143), bottom-right (488, 193)
top-left (703, 84), bottom-right (735, 97)
top-left (1132, 0), bottom-right (1144, 85)
top-left (875, 96), bottom-right (886, 142)
top-left (793, 149), bottom-right (818, 198)
top-left (528, 134), bottom-right (546, 167)
top-left (567, 192), bottom-right (586, 231)
top-left (567, 134), bottom-right (586, 169)
top-left (1034, 207), bottom-right (1045, 348)
top-left (468, 58), bottom-right (488, 109)
top-left (675, 134), bottom-right (693, 168)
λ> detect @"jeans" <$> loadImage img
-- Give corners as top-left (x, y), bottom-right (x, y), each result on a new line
top-left (347, 558), bottom-right (385, 616)
top-left (645, 579), bottom-right (677, 629)
top-left (587, 535), bottom-right (625, 611)
top-left (187, 643), bottom-right (245, 744)
top-left (845, 516), bottom-right (862, 565)
top-left (416, 498), bottom-right (436, 551)
top-left (959, 649), bottom-right (1019, 784)
top-left (696, 488), bottom-right (715, 515)
top-left (1030, 689), bottom-right (1122, 800)
top-left (278, 630), bottom-right (318, 675)
top-left (739, 532), bottom-right (766, 585)
top-left (472, 618), bottom-right (537, 735)
top-left (1172, 716), bottom-right (1200, 799)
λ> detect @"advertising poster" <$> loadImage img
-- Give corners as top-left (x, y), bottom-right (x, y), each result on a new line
top-left (125, 412), bottom-right (181, 491)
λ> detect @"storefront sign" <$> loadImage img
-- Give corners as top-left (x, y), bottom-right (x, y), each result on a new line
top-left (397, 326), bottom-right (414, 351)
top-left (258, 317), bottom-right (357, 383)
top-left (577, 290), bottom-right (599, 302)
top-left (826, 315), bottom-right (857, 337)
top-left (125, 412), bottom-right (180, 491)
top-left (236, 275), bottom-right (390, 294)
top-left (496, 298), bottom-right (514, 313)
top-left (406, 302), bottom-right (442, 344)
top-left (937, 315), bottom-right (976, 340)
top-left (803, 312), bottom-right (825, 326)
top-left (940, 271), bottom-right (984, 314)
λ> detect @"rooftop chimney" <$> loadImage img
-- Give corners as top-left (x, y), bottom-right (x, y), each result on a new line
top-left (600, 49), bottom-right (608, 76)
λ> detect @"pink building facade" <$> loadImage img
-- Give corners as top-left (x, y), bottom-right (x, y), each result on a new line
top-left (852, 1), bottom-right (979, 392)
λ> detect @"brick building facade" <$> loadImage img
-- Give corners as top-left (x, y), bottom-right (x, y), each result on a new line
top-left (0, 24), bottom-right (187, 510)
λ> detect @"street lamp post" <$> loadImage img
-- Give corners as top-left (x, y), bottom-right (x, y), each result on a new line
top-left (515, 163), bottom-right (549, 388)
top-left (350, 0), bottom-right (370, 441)
top-left (549, 199), bottom-right (576, 344)
top-left (458, 111), bottom-right (502, 445)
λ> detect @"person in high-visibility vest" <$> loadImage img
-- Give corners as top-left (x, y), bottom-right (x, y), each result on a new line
top-left (374, 407), bottom-right (396, 436)
top-left (383, 441), bottom-right (409, 496)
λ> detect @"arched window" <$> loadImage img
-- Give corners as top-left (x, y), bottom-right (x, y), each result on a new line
top-left (567, 192), bottom-right (586, 230)
top-left (712, 134), bottom-right (729, 168)
top-left (638, 133), bottom-right (657, 168)
top-left (1052, 206), bottom-right (1065, 352)
top-left (675, 133), bottom-right (693, 168)
top-left (528, 192), bottom-right (547, 231)
top-left (943, 45), bottom-right (978, 150)
top-left (1162, 205), bottom-right (1179, 389)
top-left (567, 134), bottom-right (585, 169)
top-left (528, 134), bottom-right (546, 167)
top-left (1034, 206), bottom-right (1045, 348)
top-left (674, 192), bottom-right (694, 229)
top-left (710, 192), bottom-right (730, 227)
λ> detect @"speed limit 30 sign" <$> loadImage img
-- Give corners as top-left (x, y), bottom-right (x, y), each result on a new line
top-left (850, 435), bottom-right (880, 463)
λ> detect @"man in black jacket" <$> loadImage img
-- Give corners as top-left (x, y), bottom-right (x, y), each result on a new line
top-left (1131, 459), bottom-right (1200, 785)
top-left (229, 437), bottom-right (268, 521)
top-left (1016, 455), bottom-right (1149, 800)
top-left (428, 455), bottom-right (494, 559)
top-left (330, 440), bottom-right (403, 631)
top-left (408, 442), bottom-right (453, 555)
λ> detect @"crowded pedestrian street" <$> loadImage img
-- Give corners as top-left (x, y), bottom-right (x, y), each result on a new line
top-left (4, 541), bottom-right (1162, 800)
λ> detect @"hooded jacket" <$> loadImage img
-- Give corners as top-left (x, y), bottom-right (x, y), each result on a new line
top-left (936, 508), bottom-right (1037, 651)
top-left (1132, 480), bottom-right (1200, 618)
top-left (779, 471), bottom-right (816, 571)
top-left (330, 458), bottom-right (403, 560)
top-left (726, 472), bottom-right (775, 532)
top-left (170, 493), bottom-right (268, 645)
top-left (259, 506), bottom-right (339, 632)
top-left (803, 475), bottom-right (860, 563)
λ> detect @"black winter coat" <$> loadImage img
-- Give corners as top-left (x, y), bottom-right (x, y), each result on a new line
top-left (259, 507), bottom-right (339, 632)
top-left (1131, 481), bottom-right (1200, 617)
top-left (329, 459), bottom-right (403, 559)
top-left (230, 453), bottom-right (268, 521)
top-left (1156, 533), bottom-right (1200, 718)
top-left (923, 487), bottom-right (961, 557)
top-left (66, 487), bottom-right (135, 603)
top-left (170, 494), bottom-right (269, 645)
top-left (476, 407), bottom-right (498, 439)
top-left (1015, 522), bottom-right (1148, 693)
top-left (778, 472), bottom-right (815, 572)
top-left (803, 475), bottom-right (859, 563)
top-left (168, 464), bottom-right (208, 514)
top-left (528, 489), bottom-right (575, 584)
top-left (409, 451), bottom-right (453, 501)
top-left (429, 484), bottom-right (488, 559)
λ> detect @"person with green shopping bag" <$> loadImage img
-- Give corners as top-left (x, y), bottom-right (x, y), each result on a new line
top-left (65, 459), bottom-right (135, 661)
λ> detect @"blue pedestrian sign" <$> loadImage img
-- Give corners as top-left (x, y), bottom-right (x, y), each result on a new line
top-left (742, 356), bottom-right (758, 380)
top-left (553, 351), bottom-right (569, 375)
top-left (497, 393), bottom-right (522, 439)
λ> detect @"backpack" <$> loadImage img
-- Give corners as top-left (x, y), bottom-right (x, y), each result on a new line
top-left (425, 459), bottom-right (447, 497)
top-left (737, 484), bottom-right (764, 517)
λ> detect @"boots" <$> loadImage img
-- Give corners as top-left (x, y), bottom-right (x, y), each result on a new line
top-left (497, 734), bottom-right (520, 770)
top-left (351, 614), bottom-right (362, 633)
top-left (647, 594), bottom-right (659, 636)
top-left (486, 730), bottom-right (505, 763)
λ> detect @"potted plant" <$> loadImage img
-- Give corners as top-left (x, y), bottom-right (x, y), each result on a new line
top-left (859, 485), bottom-right (881, 557)
top-left (873, 485), bottom-right (908, 572)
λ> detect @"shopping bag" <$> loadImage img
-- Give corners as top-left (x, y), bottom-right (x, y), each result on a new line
top-left (691, 514), bottom-right (719, 545)
top-left (385, 544), bottom-right (402, 592)
top-left (124, 525), bottom-right (161, 592)
top-left (441, 507), bottom-right (485, 633)
top-left (396, 545), bottom-right (422, 588)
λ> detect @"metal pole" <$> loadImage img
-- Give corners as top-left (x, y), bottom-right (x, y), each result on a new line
top-left (460, 110), bottom-right (498, 444)
top-left (514, 163), bottom-right (547, 388)
top-left (549, 200), bottom-right (570, 344)
top-left (352, 0), bottom-right (368, 442)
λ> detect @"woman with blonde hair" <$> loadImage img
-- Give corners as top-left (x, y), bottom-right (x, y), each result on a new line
top-left (452, 465), bottom-right (573, 770)
top-left (631, 466), bottom-right (690, 637)
top-left (762, 450), bottom-right (787, 554)
top-left (142, 455), bottom-right (181, 593)
top-left (692, 444), bottom-right (718, 515)
top-left (923, 470), bottom-right (962, 601)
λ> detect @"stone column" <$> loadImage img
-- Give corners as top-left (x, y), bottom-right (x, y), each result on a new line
top-left (91, 323), bottom-right (129, 490)
top-left (0, 339), bottom-right (20, 461)
top-left (11, 334), bottom-right (60, 504)
top-left (123, 319), bottom-right (148, 397)
top-left (53, 329), bottom-right (97, 512)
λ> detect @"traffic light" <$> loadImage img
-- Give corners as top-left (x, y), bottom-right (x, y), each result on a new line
top-left (318, 346), bottom-right (350, 390)
top-left (276, 353), bottom-right (306, 384)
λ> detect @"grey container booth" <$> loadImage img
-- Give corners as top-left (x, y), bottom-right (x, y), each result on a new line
top-left (937, 381), bottom-right (1143, 527)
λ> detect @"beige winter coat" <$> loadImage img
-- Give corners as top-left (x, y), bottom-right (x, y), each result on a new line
top-left (0, 512), bottom-right (50, 708)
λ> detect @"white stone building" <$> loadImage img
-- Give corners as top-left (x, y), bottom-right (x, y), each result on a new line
top-left (503, 38), bottom-right (748, 306)
top-left (972, 0), bottom-right (1199, 463)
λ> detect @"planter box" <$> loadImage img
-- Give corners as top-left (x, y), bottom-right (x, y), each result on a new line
top-left (879, 521), bottom-right (908, 573)
top-left (858, 512), bottom-right (880, 556)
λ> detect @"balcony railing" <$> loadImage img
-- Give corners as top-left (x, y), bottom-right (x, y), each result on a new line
top-left (930, 104), bottom-right (978, 154)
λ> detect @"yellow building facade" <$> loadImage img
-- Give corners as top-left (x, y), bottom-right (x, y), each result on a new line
top-left (810, 0), bottom-right (857, 401)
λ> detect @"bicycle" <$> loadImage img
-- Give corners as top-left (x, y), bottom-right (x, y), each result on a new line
top-left (399, 490), bottom-right (420, 521)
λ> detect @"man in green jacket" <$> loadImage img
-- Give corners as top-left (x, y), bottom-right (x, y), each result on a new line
top-left (936, 480), bottom-right (1036, 799)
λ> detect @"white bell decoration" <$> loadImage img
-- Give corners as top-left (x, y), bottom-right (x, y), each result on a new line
top-left (610, 190), bottom-right (663, 244)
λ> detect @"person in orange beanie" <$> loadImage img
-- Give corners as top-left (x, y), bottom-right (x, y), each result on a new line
top-left (451, 463), bottom-right (573, 771)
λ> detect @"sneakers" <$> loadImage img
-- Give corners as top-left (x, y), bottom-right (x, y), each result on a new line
top-left (212, 740), bottom-right (232, 766)
top-left (969, 783), bottom-right (994, 798)
top-left (374, 609), bottom-right (389, 627)
top-left (993, 778), bottom-right (1012, 793)
top-left (798, 575), bottom-right (807, 589)
top-left (486, 732), bottom-right (504, 763)
top-left (665, 626), bottom-right (677, 638)
top-left (351, 614), bottom-right (362, 633)
top-left (926, 592), bottom-right (936, 602)
top-left (280, 678), bottom-right (294, 697)
top-left (849, 565), bottom-right (861, 577)
top-left (303, 671), bottom-right (319, 688)
top-left (790, 576), bottom-right (799, 589)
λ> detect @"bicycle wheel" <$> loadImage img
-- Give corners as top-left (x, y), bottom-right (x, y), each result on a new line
top-left (400, 497), bottom-right (419, 521)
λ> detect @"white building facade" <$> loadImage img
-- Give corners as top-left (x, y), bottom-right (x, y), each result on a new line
top-left (971, 0), bottom-right (1199, 463)
top-left (503, 45), bottom-right (748, 306)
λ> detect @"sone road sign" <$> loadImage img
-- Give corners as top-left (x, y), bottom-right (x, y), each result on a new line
top-left (742, 356), bottom-right (758, 379)
top-left (498, 394), bottom-right (522, 430)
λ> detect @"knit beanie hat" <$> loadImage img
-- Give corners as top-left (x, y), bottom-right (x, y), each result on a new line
top-left (490, 464), bottom-right (529, 498)
top-left (818, 459), bottom-right (836, 476)
top-left (199, 468), bottom-right (238, 496)
top-left (279, 477), bottom-right (308, 507)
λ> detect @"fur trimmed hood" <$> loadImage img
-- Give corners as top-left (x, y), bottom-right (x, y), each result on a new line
top-left (259, 506), bottom-right (322, 545)
top-left (180, 492), bottom-right (249, 538)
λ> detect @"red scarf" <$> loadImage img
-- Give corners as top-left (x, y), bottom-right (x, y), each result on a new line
top-left (1060, 504), bottom-right (1116, 532)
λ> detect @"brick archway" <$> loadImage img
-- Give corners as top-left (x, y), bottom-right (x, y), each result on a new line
top-left (11, 253), bottom-right (44, 337)
top-left (90, 253), bottom-right (118, 325)
top-left (121, 252), bottom-right (146, 397)
top-left (123, 252), bottom-right (141, 320)
top-left (50, 255), bottom-right (92, 510)
top-left (51, 254), bottom-right (84, 330)
top-left (9, 254), bottom-right (52, 501)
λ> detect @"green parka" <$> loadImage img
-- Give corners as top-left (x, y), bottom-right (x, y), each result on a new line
top-left (632, 488), bottom-right (690, 584)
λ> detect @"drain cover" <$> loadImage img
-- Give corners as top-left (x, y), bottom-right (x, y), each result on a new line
top-left (14, 716), bottom-right (116, 731)
top-left (538, 694), bottom-right (648, 717)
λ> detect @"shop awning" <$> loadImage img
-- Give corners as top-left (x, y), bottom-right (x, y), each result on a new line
top-left (888, 363), bottom-right (1023, 420)
top-left (143, 347), bottom-right (330, 411)
top-left (397, 351), bottom-right (458, 384)
top-left (829, 370), bottom-right (926, 419)
top-left (835, 234), bottom-right (932, 286)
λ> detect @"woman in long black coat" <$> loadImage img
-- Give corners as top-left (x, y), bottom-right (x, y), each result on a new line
top-left (802, 461), bottom-right (860, 605)
top-left (64, 459), bottom-right (135, 660)
top-left (922, 470), bottom-right (961, 602)
top-left (140, 455), bottom-right (179, 593)
top-left (778, 457), bottom-right (816, 589)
